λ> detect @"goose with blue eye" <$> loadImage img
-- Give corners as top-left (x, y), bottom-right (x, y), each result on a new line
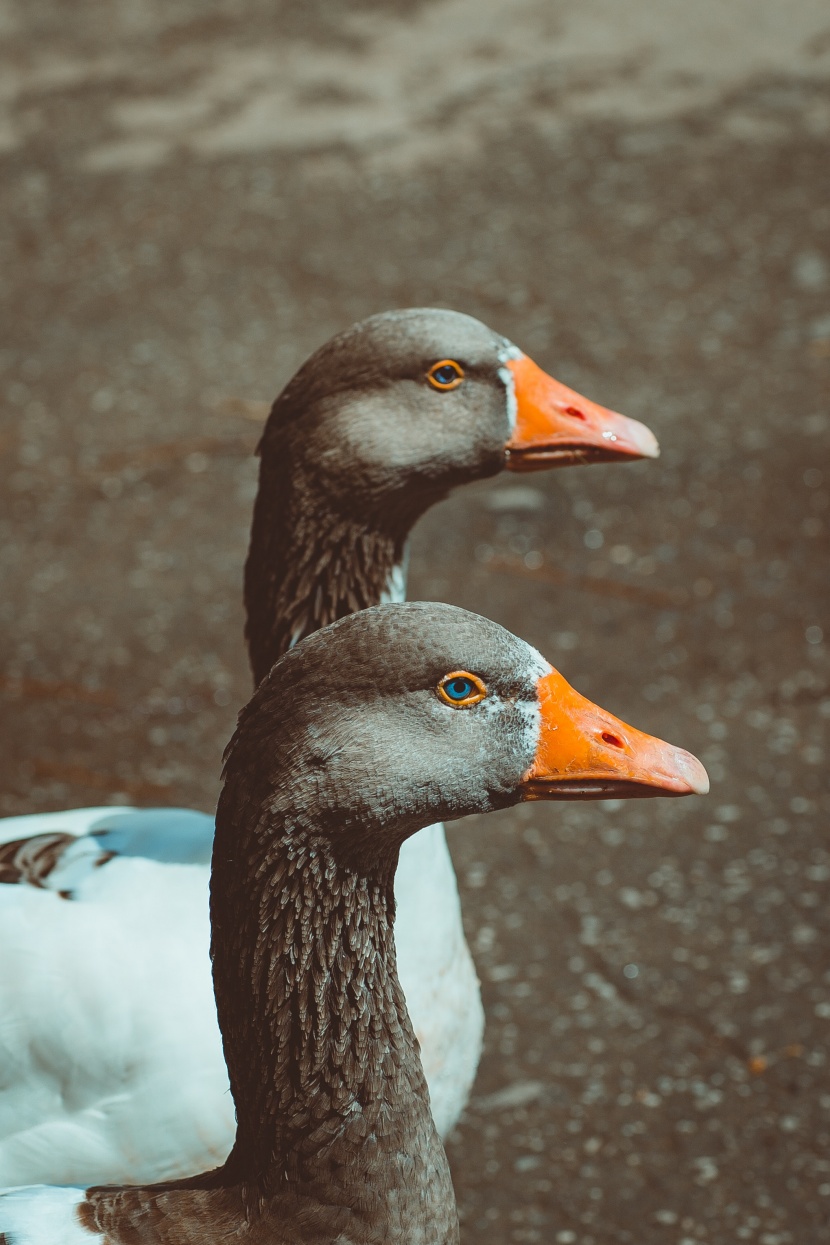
top-left (436, 672), bottom-right (487, 706)
top-left (0, 601), bottom-right (707, 1245)
top-left (0, 308), bottom-right (659, 1189)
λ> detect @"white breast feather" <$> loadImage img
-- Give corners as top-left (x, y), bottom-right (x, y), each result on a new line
top-left (379, 560), bottom-right (408, 605)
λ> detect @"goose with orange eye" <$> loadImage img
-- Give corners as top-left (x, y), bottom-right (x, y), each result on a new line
top-left (427, 359), bottom-right (465, 391)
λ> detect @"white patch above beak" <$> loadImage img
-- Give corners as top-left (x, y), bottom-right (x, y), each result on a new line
top-left (513, 643), bottom-right (554, 761)
top-left (496, 341), bottom-right (521, 433)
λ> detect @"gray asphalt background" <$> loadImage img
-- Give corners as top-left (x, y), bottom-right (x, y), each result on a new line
top-left (1, 1), bottom-right (829, 1241)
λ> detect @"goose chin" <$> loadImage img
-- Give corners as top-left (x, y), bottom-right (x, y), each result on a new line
top-left (506, 445), bottom-right (640, 471)
top-left (521, 776), bottom-right (705, 801)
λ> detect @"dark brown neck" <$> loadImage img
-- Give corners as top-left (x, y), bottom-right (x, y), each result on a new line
top-left (209, 812), bottom-right (458, 1241)
top-left (81, 804), bottom-right (459, 1245)
top-left (244, 448), bottom-right (409, 687)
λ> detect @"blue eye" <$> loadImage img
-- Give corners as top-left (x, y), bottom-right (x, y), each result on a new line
top-left (427, 359), bottom-right (465, 390)
top-left (437, 670), bottom-right (487, 708)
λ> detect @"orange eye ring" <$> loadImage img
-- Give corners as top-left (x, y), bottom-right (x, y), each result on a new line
top-left (427, 359), bottom-right (465, 391)
top-left (436, 670), bottom-right (487, 708)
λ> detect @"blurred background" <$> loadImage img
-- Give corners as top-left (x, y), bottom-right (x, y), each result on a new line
top-left (1, 0), bottom-right (829, 1241)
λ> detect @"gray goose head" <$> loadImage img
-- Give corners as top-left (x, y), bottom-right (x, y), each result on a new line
top-left (245, 308), bottom-right (659, 684)
top-left (217, 602), bottom-right (707, 1223)
top-left (73, 603), bottom-right (706, 1245)
top-left (227, 601), bottom-right (707, 868)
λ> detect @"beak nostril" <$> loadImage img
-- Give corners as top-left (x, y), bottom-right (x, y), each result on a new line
top-left (564, 405), bottom-right (587, 421)
top-left (601, 731), bottom-right (624, 748)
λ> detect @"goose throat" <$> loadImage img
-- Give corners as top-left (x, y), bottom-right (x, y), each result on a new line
top-left (244, 459), bottom-right (411, 686)
top-left (210, 822), bottom-right (432, 1194)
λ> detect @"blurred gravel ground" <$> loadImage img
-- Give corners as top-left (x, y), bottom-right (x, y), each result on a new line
top-left (1, 1), bottom-right (829, 1242)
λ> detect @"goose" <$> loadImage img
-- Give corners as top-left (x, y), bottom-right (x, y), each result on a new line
top-left (0, 309), bottom-right (660, 1187)
top-left (0, 601), bottom-right (708, 1245)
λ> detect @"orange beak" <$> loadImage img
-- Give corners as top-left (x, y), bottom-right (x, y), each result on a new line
top-left (522, 669), bottom-right (709, 800)
top-left (504, 354), bottom-right (660, 471)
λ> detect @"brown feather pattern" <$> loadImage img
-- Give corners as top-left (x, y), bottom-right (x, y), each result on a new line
top-left (244, 422), bottom-right (412, 688)
top-left (0, 833), bottom-right (76, 888)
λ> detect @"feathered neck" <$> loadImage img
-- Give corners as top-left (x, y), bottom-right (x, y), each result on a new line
top-left (244, 431), bottom-right (416, 687)
top-left (209, 793), bottom-right (459, 1242)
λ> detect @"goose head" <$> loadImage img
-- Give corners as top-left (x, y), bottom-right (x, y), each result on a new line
top-left (261, 307), bottom-right (659, 519)
top-left (247, 309), bottom-right (660, 681)
top-left (227, 601), bottom-right (707, 867)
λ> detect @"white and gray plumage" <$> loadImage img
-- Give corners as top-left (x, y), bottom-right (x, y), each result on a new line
top-left (0, 309), bottom-right (660, 1188)
top-left (0, 601), bottom-right (707, 1245)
